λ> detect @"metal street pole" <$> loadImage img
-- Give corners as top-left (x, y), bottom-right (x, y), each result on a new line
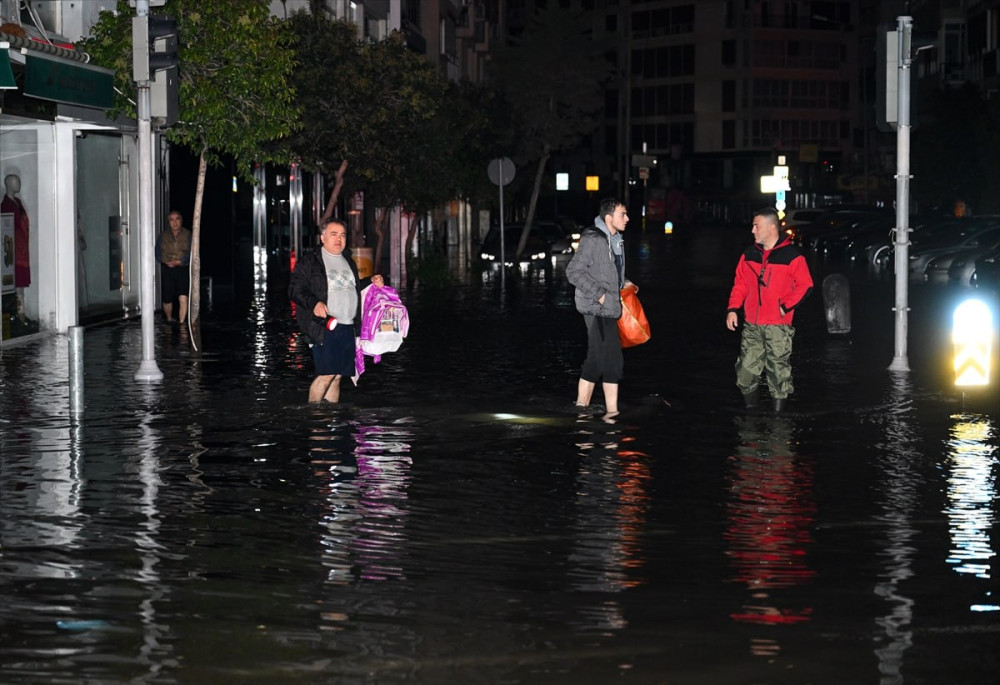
top-left (134, 0), bottom-right (163, 381)
top-left (889, 16), bottom-right (912, 373)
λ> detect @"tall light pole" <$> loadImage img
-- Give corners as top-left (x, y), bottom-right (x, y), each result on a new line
top-left (132, 0), bottom-right (162, 381)
top-left (889, 16), bottom-right (913, 373)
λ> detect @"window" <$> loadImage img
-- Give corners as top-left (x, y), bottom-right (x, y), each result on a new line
top-left (723, 120), bottom-right (736, 149)
top-left (722, 39), bottom-right (736, 67)
top-left (722, 80), bottom-right (736, 112)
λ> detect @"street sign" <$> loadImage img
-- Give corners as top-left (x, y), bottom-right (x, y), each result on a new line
top-left (488, 157), bottom-right (515, 187)
top-left (953, 299), bottom-right (992, 386)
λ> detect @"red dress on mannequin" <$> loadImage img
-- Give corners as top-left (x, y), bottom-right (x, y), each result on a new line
top-left (1, 194), bottom-right (29, 288)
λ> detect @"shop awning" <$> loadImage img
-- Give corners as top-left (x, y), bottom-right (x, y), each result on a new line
top-left (24, 53), bottom-right (113, 109)
top-left (0, 48), bottom-right (15, 89)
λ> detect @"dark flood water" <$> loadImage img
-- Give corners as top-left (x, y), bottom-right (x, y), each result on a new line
top-left (1, 225), bottom-right (998, 683)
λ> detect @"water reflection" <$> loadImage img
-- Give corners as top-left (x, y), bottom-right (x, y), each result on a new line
top-left (312, 411), bottom-right (413, 591)
top-left (945, 413), bottom-right (997, 611)
top-left (1, 348), bottom-right (82, 577)
top-left (569, 421), bottom-right (651, 633)
top-left (872, 372), bottom-right (919, 684)
top-left (133, 384), bottom-right (172, 675)
top-left (725, 415), bottom-right (815, 655)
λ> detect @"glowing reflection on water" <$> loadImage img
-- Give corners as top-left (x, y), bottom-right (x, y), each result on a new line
top-left (944, 413), bottom-right (997, 611)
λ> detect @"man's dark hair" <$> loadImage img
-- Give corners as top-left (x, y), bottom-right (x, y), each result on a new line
top-left (755, 207), bottom-right (779, 224)
top-left (599, 197), bottom-right (624, 222)
top-left (318, 218), bottom-right (347, 234)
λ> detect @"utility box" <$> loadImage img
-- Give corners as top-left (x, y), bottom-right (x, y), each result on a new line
top-left (876, 28), bottom-right (898, 132)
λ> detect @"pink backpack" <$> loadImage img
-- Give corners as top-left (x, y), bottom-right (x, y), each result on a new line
top-left (353, 284), bottom-right (409, 383)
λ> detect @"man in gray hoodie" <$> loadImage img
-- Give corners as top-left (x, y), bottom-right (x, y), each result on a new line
top-left (566, 197), bottom-right (631, 418)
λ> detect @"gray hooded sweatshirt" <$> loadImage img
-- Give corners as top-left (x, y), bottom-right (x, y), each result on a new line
top-left (566, 214), bottom-right (625, 319)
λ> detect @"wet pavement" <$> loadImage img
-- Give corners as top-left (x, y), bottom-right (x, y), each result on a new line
top-left (1, 224), bottom-right (998, 684)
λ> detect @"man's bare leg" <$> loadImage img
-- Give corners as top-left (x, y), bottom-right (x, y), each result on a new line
top-left (602, 382), bottom-right (619, 417)
top-left (163, 302), bottom-right (174, 322)
top-left (178, 295), bottom-right (188, 324)
top-left (576, 378), bottom-right (595, 407)
top-left (323, 375), bottom-right (342, 403)
top-left (309, 374), bottom-right (334, 403)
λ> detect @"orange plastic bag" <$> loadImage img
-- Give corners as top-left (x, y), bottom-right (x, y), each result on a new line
top-left (618, 283), bottom-right (650, 348)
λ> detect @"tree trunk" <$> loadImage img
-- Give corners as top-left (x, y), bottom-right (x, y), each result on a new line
top-left (404, 211), bottom-right (418, 261)
top-left (373, 206), bottom-right (390, 269)
top-left (188, 150), bottom-right (208, 348)
top-left (516, 142), bottom-right (550, 258)
top-left (321, 159), bottom-right (349, 223)
top-left (404, 211), bottom-right (419, 288)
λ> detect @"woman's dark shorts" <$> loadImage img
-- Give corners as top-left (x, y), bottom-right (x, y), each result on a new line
top-left (580, 314), bottom-right (623, 384)
top-left (311, 323), bottom-right (357, 377)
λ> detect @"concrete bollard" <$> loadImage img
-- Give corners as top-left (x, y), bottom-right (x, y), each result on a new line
top-left (822, 273), bottom-right (851, 335)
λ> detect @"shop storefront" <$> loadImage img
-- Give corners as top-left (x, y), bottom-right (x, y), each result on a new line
top-left (0, 40), bottom-right (141, 346)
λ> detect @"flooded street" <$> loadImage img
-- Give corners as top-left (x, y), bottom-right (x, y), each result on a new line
top-left (1, 224), bottom-right (998, 683)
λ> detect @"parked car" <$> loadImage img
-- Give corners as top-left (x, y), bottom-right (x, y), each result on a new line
top-left (970, 244), bottom-right (1000, 292)
top-left (929, 232), bottom-right (1000, 286)
top-left (787, 204), bottom-right (886, 248)
top-left (779, 208), bottom-right (826, 236)
top-left (909, 224), bottom-right (1000, 283)
top-left (815, 213), bottom-right (895, 264)
top-left (478, 223), bottom-right (555, 268)
top-left (869, 216), bottom-right (1000, 278)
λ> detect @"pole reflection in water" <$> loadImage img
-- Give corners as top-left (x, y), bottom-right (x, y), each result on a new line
top-left (134, 383), bottom-right (172, 675)
top-left (725, 415), bottom-right (815, 657)
top-left (945, 413), bottom-right (997, 611)
top-left (872, 372), bottom-right (919, 684)
top-left (570, 421), bottom-right (651, 633)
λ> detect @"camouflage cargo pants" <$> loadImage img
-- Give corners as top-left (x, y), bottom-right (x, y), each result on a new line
top-left (735, 323), bottom-right (795, 399)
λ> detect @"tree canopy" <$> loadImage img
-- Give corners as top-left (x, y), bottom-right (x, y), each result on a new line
top-left (487, 5), bottom-right (611, 254)
top-left (83, 0), bottom-right (300, 331)
top-left (84, 0), bottom-right (300, 180)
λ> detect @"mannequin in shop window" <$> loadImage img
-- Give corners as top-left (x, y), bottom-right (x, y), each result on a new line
top-left (1, 174), bottom-right (30, 321)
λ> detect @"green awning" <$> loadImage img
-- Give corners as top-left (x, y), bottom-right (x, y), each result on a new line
top-left (24, 53), bottom-right (113, 109)
top-left (0, 49), bottom-right (15, 90)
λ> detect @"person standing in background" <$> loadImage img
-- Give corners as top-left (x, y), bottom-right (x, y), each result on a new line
top-left (155, 210), bottom-right (191, 324)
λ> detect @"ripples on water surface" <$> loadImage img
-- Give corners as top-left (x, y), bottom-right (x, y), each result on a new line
top-left (1, 230), bottom-right (998, 683)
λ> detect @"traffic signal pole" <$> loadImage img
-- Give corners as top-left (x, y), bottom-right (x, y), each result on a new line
top-left (889, 16), bottom-right (912, 373)
top-left (133, 0), bottom-right (163, 381)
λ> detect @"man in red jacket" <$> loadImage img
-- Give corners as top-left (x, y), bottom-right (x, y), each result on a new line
top-left (726, 207), bottom-right (813, 412)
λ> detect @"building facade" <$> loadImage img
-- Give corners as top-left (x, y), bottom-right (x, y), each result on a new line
top-left (1, 0), bottom-right (143, 345)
